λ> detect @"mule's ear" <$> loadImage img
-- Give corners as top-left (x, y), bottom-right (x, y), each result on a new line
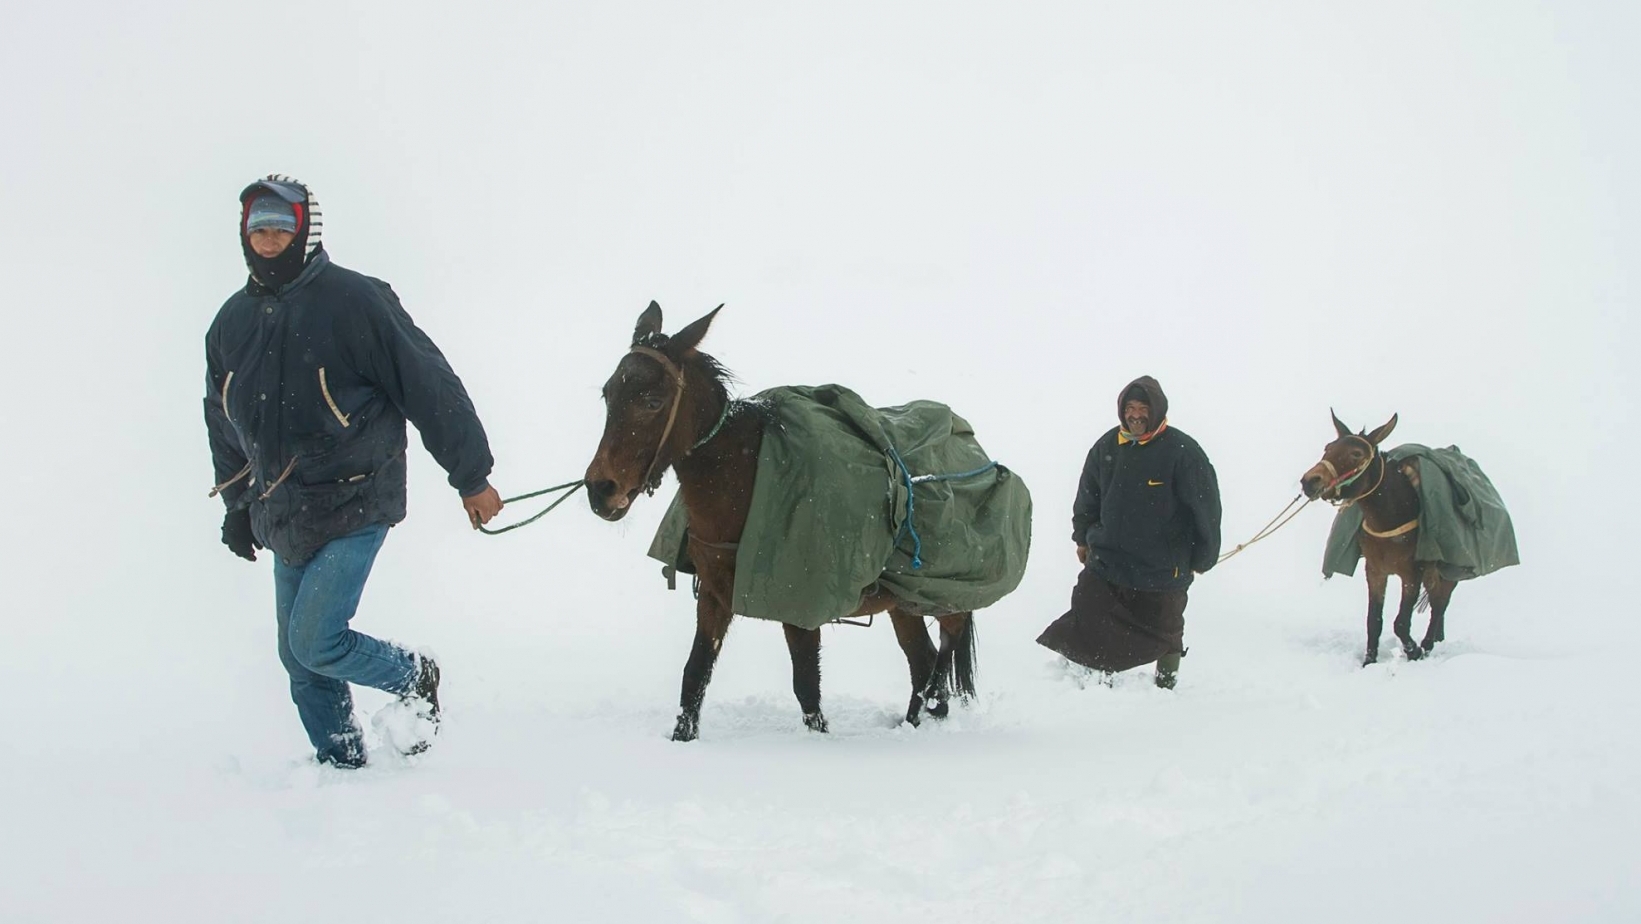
top-left (1330, 409), bottom-right (1351, 440)
top-left (667, 304), bottom-right (724, 357)
top-left (633, 301), bottom-right (663, 346)
top-left (1366, 413), bottom-right (1399, 446)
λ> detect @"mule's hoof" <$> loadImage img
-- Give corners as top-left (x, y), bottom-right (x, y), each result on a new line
top-left (904, 697), bottom-right (923, 727)
top-left (1404, 646), bottom-right (1425, 661)
top-left (671, 716), bottom-right (699, 742)
top-left (1362, 654), bottom-right (1379, 668)
top-left (1420, 638), bottom-right (1439, 653)
top-left (927, 699), bottom-right (950, 719)
top-left (803, 712), bottom-right (829, 734)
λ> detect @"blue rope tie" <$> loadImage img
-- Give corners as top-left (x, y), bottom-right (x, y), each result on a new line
top-left (887, 446), bottom-right (999, 570)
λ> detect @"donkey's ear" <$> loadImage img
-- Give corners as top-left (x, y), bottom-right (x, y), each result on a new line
top-left (1330, 409), bottom-right (1352, 440)
top-left (632, 301), bottom-right (663, 346)
top-left (667, 304), bottom-right (724, 357)
top-left (1366, 413), bottom-right (1399, 446)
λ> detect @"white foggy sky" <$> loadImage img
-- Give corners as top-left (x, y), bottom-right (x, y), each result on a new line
top-left (0, 0), bottom-right (1635, 726)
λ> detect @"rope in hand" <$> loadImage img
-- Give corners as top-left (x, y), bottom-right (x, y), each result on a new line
top-left (1216, 492), bottom-right (1312, 564)
top-left (477, 479), bottom-right (586, 536)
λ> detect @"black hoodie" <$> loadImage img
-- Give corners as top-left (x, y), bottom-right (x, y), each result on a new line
top-left (1071, 376), bottom-right (1222, 591)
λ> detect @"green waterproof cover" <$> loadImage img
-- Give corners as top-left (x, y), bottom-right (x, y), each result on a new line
top-left (1322, 444), bottom-right (1520, 581)
top-left (646, 384), bottom-right (1033, 629)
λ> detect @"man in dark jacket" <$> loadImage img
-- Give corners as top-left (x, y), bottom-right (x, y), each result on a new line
top-left (1036, 376), bottom-right (1221, 689)
top-left (204, 175), bottom-right (502, 767)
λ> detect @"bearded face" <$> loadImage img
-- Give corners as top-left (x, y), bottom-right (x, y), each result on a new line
top-left (1123, 399), bottom-right (1152, 436)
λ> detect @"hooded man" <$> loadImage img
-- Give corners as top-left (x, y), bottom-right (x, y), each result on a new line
top-left (1036, 376), bottom-right (1222, 688)
top-left (204, 175), bottom-right (504, 767)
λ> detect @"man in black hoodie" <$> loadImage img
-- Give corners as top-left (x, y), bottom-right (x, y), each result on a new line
top-left (204, 175), bottom-right (503, 766)
top-left (1036, 376), bottom-right (1222, 688)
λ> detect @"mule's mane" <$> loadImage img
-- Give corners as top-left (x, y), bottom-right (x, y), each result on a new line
top-left (630, 330), bottom-right (775, 441)
top-left (635, 331), bottom-right (735, 406)
top-left (684, 350), bottom-right (734, 402)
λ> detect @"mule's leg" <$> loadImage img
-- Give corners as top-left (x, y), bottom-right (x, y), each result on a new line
top-left (933, 612), bottom-right (978, 714)
top-left (914, 615), bottom-right (971, 720)
top-left (889, 609), bottom-right (938, 726)
top-left (920, 636), bottom-right (958, 720)
top-left (1421, 569), bottom-right (1457, 652)
top-left (1363, 563), bottom-right (1389, 666)
top-left (673, 597), bottom-right (734, 742)
top-left (1391, 568), bottom-right (1424, 661)
top-left (782, 623), bottom-right (828, 733)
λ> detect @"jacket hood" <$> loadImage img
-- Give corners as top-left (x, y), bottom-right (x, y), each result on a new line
top-left (1117, 375), bottom-right (1168, 427)
top-left (239, 174), bottom-right (324, 292)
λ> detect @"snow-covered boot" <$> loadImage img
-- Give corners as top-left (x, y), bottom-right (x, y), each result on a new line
top-left (317, 730), bottom-right (367, 769)
top-left (1154, 652), bottom-right (1181, 690)
top-left (410, 654), bottom-right (441, 721)
top-left (399, 653), bottom-right (441, 754)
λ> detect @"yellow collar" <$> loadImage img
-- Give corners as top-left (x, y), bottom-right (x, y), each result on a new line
top-left (1117, 418), bottom-right (1168, 446)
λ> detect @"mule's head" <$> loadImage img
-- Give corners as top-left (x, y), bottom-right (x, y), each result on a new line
top-left (1300, 410), bottom-right (1397, 501)
top-left (584, 300), bottom-right (724, 521)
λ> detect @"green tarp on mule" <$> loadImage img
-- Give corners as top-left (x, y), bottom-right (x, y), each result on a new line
top-left (647, 384), bottom-right (1033, 629)
top-left (1322, 444), bottom-right (1520, 581)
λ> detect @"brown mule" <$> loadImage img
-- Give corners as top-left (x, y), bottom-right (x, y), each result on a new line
top-left (1300, 412), bottom-right (1458, 666)
top-left (584, 302), bottom-right (977, 741)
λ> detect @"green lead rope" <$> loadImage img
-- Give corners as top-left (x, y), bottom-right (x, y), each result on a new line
top-left (477, 479), bottom-right (586, 535)
top-left (481, 399), bottom-right (736, 537)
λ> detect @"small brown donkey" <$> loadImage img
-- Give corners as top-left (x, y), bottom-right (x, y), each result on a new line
top-left (1300, 412), bottom-right (1458, 666)
top-left (584, 302), bottom-right (977, 741)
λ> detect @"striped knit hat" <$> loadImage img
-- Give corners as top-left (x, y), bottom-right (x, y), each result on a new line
top-left (245, 194), bottom-right (297, 232)
top-left (238, 174), bottom-right (324, 260)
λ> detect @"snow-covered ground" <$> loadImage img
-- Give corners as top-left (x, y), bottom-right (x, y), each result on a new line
top-left (2, 3), bottom-right (1636, 922)
top-left (7, 553), bottom-right (1636, 922)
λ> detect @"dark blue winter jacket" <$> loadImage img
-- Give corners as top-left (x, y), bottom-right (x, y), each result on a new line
top-left (1071, 376), bottom-right (1222, 592)
top-left (204, 247), bottom-right (493, 566)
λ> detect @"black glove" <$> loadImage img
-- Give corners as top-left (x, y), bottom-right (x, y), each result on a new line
top-left (221, 508), bottom-right (261, 562)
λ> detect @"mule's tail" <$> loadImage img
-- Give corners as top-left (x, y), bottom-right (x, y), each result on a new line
top-left (951, 614), bottom-right (978, 700)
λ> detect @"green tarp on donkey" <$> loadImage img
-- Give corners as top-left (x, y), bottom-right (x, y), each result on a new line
top-left (648, 384), bottom-right (1033, 630)
top-left (1322, 444), bottom-right (1519, 582)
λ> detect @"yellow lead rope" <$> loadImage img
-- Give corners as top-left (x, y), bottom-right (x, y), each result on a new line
top-left (1216, 493), bottom-right (1314, 564)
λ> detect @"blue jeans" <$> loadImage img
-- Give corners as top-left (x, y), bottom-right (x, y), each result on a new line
top-left (273, 524), bottom-right (415, 763)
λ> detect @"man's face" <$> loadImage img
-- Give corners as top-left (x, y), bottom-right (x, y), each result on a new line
top-left (247, 227), bottom-right (296, 258)
top-left (1123, 399), bottom-right (1152, 435)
